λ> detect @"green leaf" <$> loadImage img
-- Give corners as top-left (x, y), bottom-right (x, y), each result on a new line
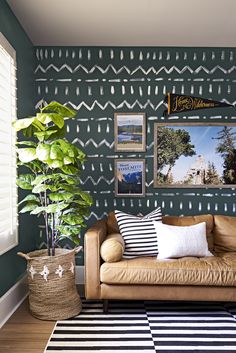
top-left (32, 184), bottom-right (51, 193)
top-left (45, 125), bottom-right (66, 140)
top-left (50, 144), bottom-right (63, 160)
top-left (79, 191), bottom-right (93, 205)
top-left (20, 203), bottom-right (39, 213)
top-left (18, 194), bottom-right (40, 205)
top-left (58, 174), bottom-right (76, 184)
top-left (36, 144), bottom-right (51, 161)
top-left (47, 159), bottom-right (63, 168)
top-left (17, 148), bottom-right (37, 163)
top-left (30, 206), bottom-right (46, 215)
top-left (16, 174), bottom-right (34, 190)
top-left (34, 130), bottom-right (57, 141)
top-left (12, 117), bottom-right (35, 131)
top-left (60, 214), bottom-right (84, 225)
top-left (63, 156), bottom-right (74, 165)
top-left (60, 165), bottom-right (78, 175)
top-left (16, 141), bottom-right (37, 147)
top-left (45, 203), bottom-right (69, 213)
top-left (49, 192), bottom-right (73, 202)
top-left (41, 102), bottom-right (76, 118)
top-left (37, 113), bottom-right (64, 129)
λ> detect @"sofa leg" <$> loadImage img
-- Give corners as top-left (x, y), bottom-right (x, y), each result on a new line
top-left (103, 299), bottom-right (109, 313)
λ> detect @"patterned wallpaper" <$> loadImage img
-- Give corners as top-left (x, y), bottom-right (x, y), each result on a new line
top-left (34, 47), bottom-right (236, 262)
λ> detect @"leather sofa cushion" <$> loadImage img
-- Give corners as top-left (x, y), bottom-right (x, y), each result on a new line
top-left (100, 252), bottom-right (236, 286)
top-left (100, 233), bottom-right (125, 263)
top-left (163, 214), bottom-right (214, 251)
top-left (214, 215), bottom-right (236, 252)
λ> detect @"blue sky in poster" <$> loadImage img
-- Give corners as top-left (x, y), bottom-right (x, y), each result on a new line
top-left (162, 125), bottom-right (236, 182)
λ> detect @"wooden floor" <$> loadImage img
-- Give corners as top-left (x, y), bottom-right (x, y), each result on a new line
top-left (0, 299), bottom-right (55, 353)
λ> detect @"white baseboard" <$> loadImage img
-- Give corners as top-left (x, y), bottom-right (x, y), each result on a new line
top-left (0, 274), bottom-right (28, 328)
top-left (75, 265), bottom-right (84, 284)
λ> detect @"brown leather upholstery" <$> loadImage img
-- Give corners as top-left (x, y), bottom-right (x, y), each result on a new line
top-left (101, 253), bottom-right (236, 286)
top-left (84, 220), bottom-right (107, 299)
top-left (214, 215), bottom-right (236, 252)
top-left (101, 284), bottom-right (236, 301)
top-left (163, 214), bottom-right (214, 251)
top-left (100, 233), bottom-right (125, 262)
top-left (84, 213), bottom-right (236, 302)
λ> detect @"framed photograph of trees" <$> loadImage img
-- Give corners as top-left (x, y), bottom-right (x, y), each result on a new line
top-left (115, 159), bottom-right (145, 197)
top-left (154, 122), bottom-right (236, 188)
top-left (114, 113), bottom-right (146, 152)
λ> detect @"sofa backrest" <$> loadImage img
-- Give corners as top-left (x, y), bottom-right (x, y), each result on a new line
top-left (107, 211), bottom-right (236, 253)
top-left (107, 211), bottom-right (214, 251)
top-left (213, 215), bottom-right (236, 252)
top-left (162, 215), bottom-right (214, 251)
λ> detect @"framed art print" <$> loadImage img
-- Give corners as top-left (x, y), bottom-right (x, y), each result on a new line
top-left (114, 113), bottom-right (146, 152)
top-left (154, 122), bottom-right (236, 188)
top-left (115, 159), bottom-right (145, 197)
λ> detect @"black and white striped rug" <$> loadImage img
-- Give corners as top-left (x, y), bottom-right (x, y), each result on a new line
top-left (44, 300), bottom-right (236, 353)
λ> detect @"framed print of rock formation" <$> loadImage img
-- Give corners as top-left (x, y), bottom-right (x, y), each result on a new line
top-left (154, 122), bottom-right (236, 188)
top-left (114, 113), bottom-right (146, 152)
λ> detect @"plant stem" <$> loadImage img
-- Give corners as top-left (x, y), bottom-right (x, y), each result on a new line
top-left (44, 190), bottom-right (51, 256)
top-left (52, 213), bottom-right (55, 256)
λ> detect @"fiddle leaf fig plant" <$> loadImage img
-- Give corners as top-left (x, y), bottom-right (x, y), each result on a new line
top-left (13, 101), bottom-right (93, 256)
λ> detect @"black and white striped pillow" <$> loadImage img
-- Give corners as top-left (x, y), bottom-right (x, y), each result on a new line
top-left (114, 208), bottom-right (162, 259)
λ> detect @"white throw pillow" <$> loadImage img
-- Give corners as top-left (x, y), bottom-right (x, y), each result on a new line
top-left (153, 221), bottom-right (213, 259)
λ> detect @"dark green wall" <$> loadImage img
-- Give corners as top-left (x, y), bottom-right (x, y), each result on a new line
top-left (0, 0), bottom-right (35, 297)
top-left (34, 46), bottom-right (236, 264)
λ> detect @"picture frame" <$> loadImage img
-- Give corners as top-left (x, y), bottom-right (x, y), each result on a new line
top-left (114, 112), bottom-right (146, 152)
top-left (154, 122), bottom-right (236, 188)
top-left (115, 159), bottom-right (146, 197)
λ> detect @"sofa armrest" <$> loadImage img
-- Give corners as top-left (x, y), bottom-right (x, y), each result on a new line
top-left (84, 220), bottom-right (108, 299)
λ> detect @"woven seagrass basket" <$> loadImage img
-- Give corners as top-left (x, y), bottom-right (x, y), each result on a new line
top-left (18, 248), bottom-right (82, 320)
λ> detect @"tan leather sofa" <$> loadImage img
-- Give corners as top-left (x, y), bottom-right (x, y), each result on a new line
top-left (85, 212), bottom-right (236, 305)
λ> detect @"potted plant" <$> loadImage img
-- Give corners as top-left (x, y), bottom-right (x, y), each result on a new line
top-left (13, 101), bottom-right (93, 320)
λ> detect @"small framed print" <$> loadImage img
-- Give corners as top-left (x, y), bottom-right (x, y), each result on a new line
top-left (114, 113), bottom-right (146, 152)
top-left (115, 159), bottom-right (145, 197)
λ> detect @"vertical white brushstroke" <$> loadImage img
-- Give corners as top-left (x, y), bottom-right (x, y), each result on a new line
top-left (111, 86), bottom-right (115, 95)
top-left (130, 50), bottom-right (134, 60)
top-left (110, 49), bottom-right (114, 60)
top-left (100, 86), bottom-right (104, 95)
top-left (76, 86), bottom-right (80, 96)
top-left (120, 50), bottom-right (124, 60)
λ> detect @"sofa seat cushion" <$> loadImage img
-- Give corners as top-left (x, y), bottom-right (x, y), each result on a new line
top-left (100, 252), bottom-right (236, 287)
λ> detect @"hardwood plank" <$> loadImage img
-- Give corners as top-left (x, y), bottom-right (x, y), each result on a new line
top-left (0, 299), bottom-right (55, 353)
